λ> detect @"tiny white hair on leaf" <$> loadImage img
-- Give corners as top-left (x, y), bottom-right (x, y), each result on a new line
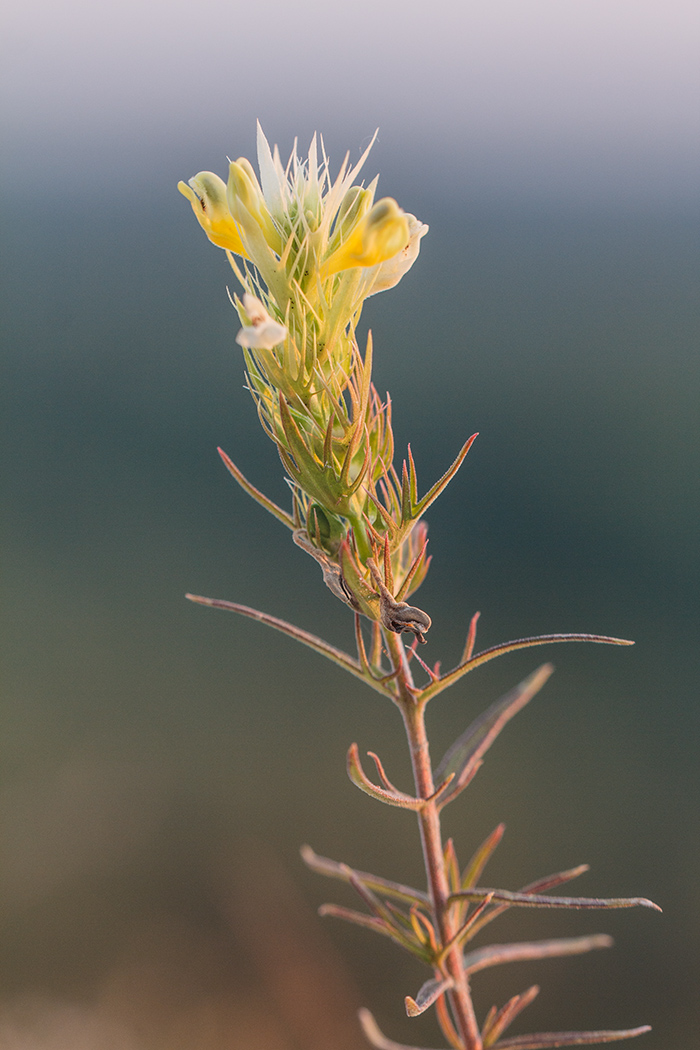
top-left (235, 292), bottom-right (287, 349)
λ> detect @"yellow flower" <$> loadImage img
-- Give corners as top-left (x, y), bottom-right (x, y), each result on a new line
top-left (177, 172), bottom-right (247, 256)
top-left (366, 213), bottom-right (429, 296)
top-left (321, 198), bottom-right (410, 279)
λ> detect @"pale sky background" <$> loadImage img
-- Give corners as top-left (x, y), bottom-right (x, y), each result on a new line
top-left (2, 0), bottom-right (699, 204)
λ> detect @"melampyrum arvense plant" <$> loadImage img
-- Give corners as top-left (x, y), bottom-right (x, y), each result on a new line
top-left (178, 124), bottom-right (658, 1050)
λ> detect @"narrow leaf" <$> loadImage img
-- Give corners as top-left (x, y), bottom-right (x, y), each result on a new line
top-left (401, 460), bottom-right (412, 523)
top-left (318, 903), bottom-right (388, 937)
top-left (490, 1027), bottom-right (651, 1048)
top-left (395, 538), bottom-right (431, 604)
top-left (405, 975), bottom-right (454, 1017)
top-left (359, 1008), bottom-right (449, 1050)
top-left (452, 888), bottom-right (661, 912)
top-left (483, 986), bottom-right (540, 1047)
top-left (338, 539), bottom-right (381, 619)
top-left (439, 893), bottom-right (495, 959)
top-left (367, 750), bottom-right (403, 794)
top-left (277, 391), bottom-right (309, 467)
top-left (301, 845), bottom-right (430, 906)
top-left (434, 665), bottom-right (554, 788)
top-left (354, 612), bottom-right (373, 674)
top-left (521, 866), bottom-right (591, 895)
top-left (347, 743), bottom-right (421, 809)
top-left (436, 996), bottom-right (463, 1050)
top-left (217, 447), bottom-right (295, 529)
top-left (462, 934), bottom-right (613, 975)
top-left (423, 634), bottom-right (634, 702)
top-left (346, 870), bottom-right (423, 954)
top-left (407, 443), bottom-right (418, 506)
top-left (482, 1007), bottom-right (500, 1045)
top-left (461, 610), bottom-right (480, 664)
top-left (461, 823), bottom-right (506, 889)
top-left (185, 594), bottom-right (392, 697)
top-left (465, 866), bottom-right (604, 941)
top-left (414, 432), bottom-right (479, 517)
top-left (319, 903), bottom-right (429, 962)
top-left (408, 906), bottom-right (437, 951)
top-left (444, 838), bottom-right (460, 894)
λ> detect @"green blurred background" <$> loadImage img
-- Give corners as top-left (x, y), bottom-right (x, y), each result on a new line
top-left (2, 2), bottom-right (699, 1047)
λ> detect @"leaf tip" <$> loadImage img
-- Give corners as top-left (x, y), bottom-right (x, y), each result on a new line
top-left (185, 592), bottom-right (209, 605)
top-left (404, 995), bottom-right (420, 1017)
top-left (299, 843), bottom-right (315, 866)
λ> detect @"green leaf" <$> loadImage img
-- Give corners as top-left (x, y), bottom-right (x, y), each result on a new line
top-left (461, 823), bottom-right (506, 889)
top-left (434, 665), bottom-right (554, 800)
top-left (413, 432), bottom-right (478, 517)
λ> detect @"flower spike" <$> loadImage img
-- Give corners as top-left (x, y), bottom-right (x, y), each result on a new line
top-left (181, 126), bottom-right (653, 1050)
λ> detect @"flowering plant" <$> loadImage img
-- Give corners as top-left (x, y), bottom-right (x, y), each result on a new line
top-left (178, 125), bottom-right (658, 1050)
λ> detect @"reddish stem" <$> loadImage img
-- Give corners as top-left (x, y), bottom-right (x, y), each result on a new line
top-left (384, 630), bottom-right (483, 1050)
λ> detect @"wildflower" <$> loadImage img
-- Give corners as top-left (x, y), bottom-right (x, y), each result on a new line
top-left (177, 173), bottom-right (246, 255)
top-left (179, 125), bottom-right (427, 311)
top-left (321, 198), bottom-right (410, 278)
top-left (366, 213), bottom-right (429, 296)
top-left (178, 127), bottom-right (433, 613)
top-left (235, 293), bottom-right (287, 350)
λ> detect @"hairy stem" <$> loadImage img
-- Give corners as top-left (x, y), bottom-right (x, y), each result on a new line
top-left (384, 630), bottom-right (483, 1050)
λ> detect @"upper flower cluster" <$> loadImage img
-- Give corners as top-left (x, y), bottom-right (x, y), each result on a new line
top-left (178, 123), bottom-right (427, 338)
top-left (179, 126), bottom-right (440, 632)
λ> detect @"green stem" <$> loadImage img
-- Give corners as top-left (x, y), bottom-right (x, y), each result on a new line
top-left (384, 631), bottom-right (483, 1050)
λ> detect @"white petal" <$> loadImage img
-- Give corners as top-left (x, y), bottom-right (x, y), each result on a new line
top-left (241, 291), bottom-right (269, 326)
top-left (236, 293), bottom-right (287, 349)
top-left (236, 320), bottom-right (287, 350)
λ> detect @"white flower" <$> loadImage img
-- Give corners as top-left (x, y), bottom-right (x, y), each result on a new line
top-left (235, 293), bottom-right (287, 350)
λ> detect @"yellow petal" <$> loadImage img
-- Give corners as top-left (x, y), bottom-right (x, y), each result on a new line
top-left (321, 198), bottom-right (409, 278)
top-left (178, 172), bottom-right (247, 255)
top-left (366, 214), bottom-right (429, 296)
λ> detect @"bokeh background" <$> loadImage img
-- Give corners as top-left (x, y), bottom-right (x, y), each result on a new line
top-left (2, 1), bottom-right (698, 1047)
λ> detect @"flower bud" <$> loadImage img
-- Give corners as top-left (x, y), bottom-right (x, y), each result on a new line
top-left (337, 185), bottom-right (373, 229)
top-left (227, 159), bottom-right (282, 254)
top-left (322, 198), bottom-right (410, 278)
top-left (177, 173), bottom-right (246, 255)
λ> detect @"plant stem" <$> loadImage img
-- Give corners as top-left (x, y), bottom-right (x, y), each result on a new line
top-left (384, 630), bottom-right (483, 1050)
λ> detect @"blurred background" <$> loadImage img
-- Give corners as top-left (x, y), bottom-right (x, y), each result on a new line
top-left (1, 1), bottom-right (698, 1047)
